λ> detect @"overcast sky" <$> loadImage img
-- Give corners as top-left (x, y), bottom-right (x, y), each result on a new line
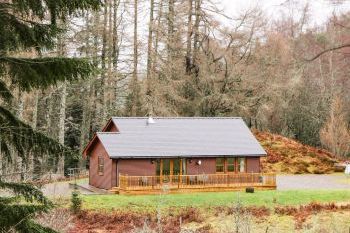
top-left (219, 0), bottom-right (350, 26)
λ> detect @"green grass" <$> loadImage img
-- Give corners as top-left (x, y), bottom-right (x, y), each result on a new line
top-left (81, 189), bottom-right (350, 212)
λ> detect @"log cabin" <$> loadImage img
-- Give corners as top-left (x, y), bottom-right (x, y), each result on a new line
top-left (83, 117), bottom-right (276, 194)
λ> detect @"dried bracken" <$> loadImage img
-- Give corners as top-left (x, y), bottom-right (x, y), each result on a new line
top-left (70, 210), bottom-right (197, 233)
top-left (71, 211), bottom-right (147, 233)
top-left (179, 207), bottom-right (204, 224)
top-left (254, 130), bottom-right (340, 174)
top-left (274, 202), bottom-right (350, 229)
top-left (69, 203), bottom-right (350, 232)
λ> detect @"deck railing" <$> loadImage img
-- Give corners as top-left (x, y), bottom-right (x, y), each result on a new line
top-left (119, 173), bottom-right (276, 191)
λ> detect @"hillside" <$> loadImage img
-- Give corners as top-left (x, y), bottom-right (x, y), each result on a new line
top-left (254, 131), bottom-right (340, 174)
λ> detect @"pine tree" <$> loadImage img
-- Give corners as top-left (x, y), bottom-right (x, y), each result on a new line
top-left (0, 0), bottom-right (100, 232)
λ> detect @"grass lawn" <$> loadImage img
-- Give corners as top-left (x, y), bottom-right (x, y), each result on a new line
top-left (81, 189), bottom-right (350, 212)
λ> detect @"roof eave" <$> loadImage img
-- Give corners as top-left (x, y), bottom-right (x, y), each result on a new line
top-left (82, 133), bottom-right (98, 157)
top-left (108, 153), bottom-right (267, 159)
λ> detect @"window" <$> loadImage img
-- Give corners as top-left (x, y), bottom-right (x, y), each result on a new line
top-left (227, 158), bottom-right (235, 172)
top-left (238, 157), bottom-right (245, 172)
top-left (156, 160), bottom-right (161, 176)
top-left (216, 158), bottom-right (225, 172)
top-left (215, 157), bottom-right (246, 173)
top-left (98, 156), bottom-right (104, 175)
top-left (182, 159), bottom-right (187, 175)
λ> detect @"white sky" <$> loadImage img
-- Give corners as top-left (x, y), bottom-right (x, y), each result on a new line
top-left (219, 0), bottom-right (350, 26)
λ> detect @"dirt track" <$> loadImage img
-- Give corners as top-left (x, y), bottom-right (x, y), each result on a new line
top-left (277, 174), bottom-right (350, 190)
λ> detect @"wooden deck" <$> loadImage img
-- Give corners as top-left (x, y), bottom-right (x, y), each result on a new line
top-left (112, 173), bottom-right (276, 195)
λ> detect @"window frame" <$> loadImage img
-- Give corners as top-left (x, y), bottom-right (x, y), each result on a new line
top-left (237, 157), bottom-right (246, 173)
top-left (226, 157), bottom-right (236, 173)
top-left (215, 158), bottom-right (225, 173)
top-left (98, 156), bottom-right (104, 175)
top-left (215, 157), bottom-right (247, 174)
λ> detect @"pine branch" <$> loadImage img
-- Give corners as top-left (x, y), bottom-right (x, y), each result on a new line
top-left (0, 106), bottom-right (73, 160)
top-left (0, 182), bottom-right (53, 233)
top-left (21, 220), bottom-right (59, 233)
top-left (0, 80), bottom-right (13, 102)
top-left (0, 4), bottom-right (60, 51)
top-left (0, 202), bottom-right (52, 232)
top-left (44, 0), bottom-right (102, 24)
top-left (0, 57), bottom-right (95, 91)
top-left (0, 181), bottom-right (51, 205)
top-left (0, 1), bottom-right (101, 232)
top-left (0, 0), bottom-right (101, 52)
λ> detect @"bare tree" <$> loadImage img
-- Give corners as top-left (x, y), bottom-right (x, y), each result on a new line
top-left (320, 96), bottom-right (350, 157)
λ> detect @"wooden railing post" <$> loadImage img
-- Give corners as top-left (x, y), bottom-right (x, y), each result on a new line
top-left (125, 174), bottom-right (129, 190)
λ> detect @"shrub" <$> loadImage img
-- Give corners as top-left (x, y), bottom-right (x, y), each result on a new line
top-left (71, 188), bottom-right (82, 214)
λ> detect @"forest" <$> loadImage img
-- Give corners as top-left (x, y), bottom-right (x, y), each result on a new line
top-left (1, 0), bottom-right (350, 176)
top-left (0, 0), bottom-right (350, 232)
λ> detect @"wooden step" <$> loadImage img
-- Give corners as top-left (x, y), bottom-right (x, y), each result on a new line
top-left (109, 187), bottom-right (120, 194)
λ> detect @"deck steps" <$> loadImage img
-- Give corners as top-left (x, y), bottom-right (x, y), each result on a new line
top-left (109, 187), bottom-right (120, 194)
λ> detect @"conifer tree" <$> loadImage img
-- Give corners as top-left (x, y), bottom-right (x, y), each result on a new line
top-left (0, 0), bottom-right (100, 232)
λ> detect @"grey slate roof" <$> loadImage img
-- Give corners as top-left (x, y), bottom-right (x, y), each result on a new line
top-left (96, 117), bottom-right (266, 158)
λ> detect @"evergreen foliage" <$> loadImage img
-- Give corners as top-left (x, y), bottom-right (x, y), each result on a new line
top-left (0, 0), bottom-right (100, 232)
top-left (0, 180), bottom-right (55, 232)
top-left (71, 188), bottom-right (82, 214)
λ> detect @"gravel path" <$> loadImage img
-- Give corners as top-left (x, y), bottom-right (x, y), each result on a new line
top-left (277, 174), bottom-right (350, 190)
top-left (41, 174), bottom-right (350, 196)
top-left (42, 180), bottom-right (94, 197)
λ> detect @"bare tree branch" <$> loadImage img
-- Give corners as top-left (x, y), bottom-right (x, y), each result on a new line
top-left (305, 43), bottom-right (350, 61)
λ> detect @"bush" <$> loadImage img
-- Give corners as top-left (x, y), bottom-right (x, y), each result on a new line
top-left (71, 188), bottom-right (82, 214)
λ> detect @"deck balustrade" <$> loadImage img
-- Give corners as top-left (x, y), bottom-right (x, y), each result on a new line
top-left (118, 173), bottom-right (276, 193)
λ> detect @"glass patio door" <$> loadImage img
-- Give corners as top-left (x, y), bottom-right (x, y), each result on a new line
top-left (162, 159), bottom-right (171, 182)
top-left (156, 159), bottom-right (186, 184)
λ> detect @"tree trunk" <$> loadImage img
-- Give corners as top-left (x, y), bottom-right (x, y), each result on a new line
top-left (193, 0), bottom-right (200, 61)
top-left (186, 0), bottom-right (193, 73)
top-left (167, 0), bottom-right (174, 63)
top-left (57, 29), bottom-right (67, 176)
top-left (58, 84), bottom-right (67, 147)
top-left (27, 90), bottom-right (39, 180)
top-left (146, 0), bottom-right (155, 113)
top-left (46, 91), bottom-right (53, 136)
top-left (112, 0), bottom-right (120, 68)
top-left (57, 82), bottom-right (66, 175)
top-left (153, 0), bottom-right (163, 71)
top-left (146, 0), bottom-right (154, 87)
top-left (130, 0), bottom-right (139, 116)
top-left (101, 0), bottom-right (109, 120)
top-left (106, 0), bottom-right (114, 115)
top-left (92, 10), bottom-right (101, 130)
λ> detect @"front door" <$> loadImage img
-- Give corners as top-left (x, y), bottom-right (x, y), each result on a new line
top-left (156, 159), bottom-right (186, 184)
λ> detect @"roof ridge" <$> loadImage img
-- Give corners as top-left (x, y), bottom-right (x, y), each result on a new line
top-left (111, 117), bottom-right (243, 119)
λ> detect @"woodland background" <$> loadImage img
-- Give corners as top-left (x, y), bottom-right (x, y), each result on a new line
top-left (2, 0), bottom-right (350, 176)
